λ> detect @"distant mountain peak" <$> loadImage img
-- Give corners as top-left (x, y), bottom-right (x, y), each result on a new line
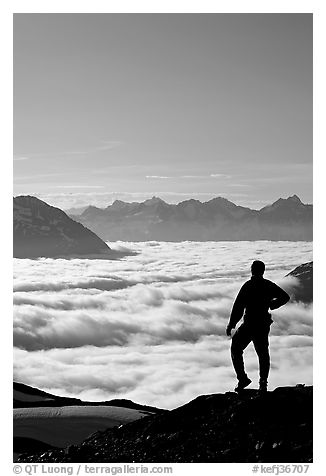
top-left (178, 198), bottom-right (202, 206)
top-left (143, 196), bottom-right (167, 206)
top-left (145, 196), bottom-right (165, 202)
top-left (111, 199), bottom-right (127, 207)
top-left (205, 196), bottom-right (241, 208)
top-left (263, 194), bottom-right (305, 211)
top-left (277, 194), bottom-right (303, 205)
top-left (287, 194), bottom-right (302, 204)
top-left (206, 196), bottom-right (232, 203)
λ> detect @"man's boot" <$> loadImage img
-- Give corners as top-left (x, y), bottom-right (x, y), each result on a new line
top-left (234, 375), bottom-right (252, 392)
top-left (259, 378), bottom-right (268, 392)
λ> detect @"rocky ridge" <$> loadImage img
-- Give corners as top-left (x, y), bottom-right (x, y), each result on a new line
top-left (13, 382), bottom-right (163, 413)
top-left (13, 196), bottom-right (112, 258)
top-left (17, 385), bottom-right (312, 463)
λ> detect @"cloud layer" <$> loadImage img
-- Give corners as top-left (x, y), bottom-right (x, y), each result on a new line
top-left (14, 241), bottom-right (312, 408)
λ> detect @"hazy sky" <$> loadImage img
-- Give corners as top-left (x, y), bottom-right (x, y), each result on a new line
top-left (14, 13), bottom-right (312, 210)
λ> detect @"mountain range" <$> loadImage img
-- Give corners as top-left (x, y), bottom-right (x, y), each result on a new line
top-left (13, 196), bottom-right (112, 258)
top-left (69, 195), bottom-right (312, 242)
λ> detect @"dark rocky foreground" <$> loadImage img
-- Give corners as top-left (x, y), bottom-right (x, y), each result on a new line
top-left (17, 385), bottom-right (312, 463)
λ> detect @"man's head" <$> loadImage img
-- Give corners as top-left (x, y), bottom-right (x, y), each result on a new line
top-left (251, 260), bottom-right (265, 276)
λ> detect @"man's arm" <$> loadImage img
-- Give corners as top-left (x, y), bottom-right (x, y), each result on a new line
top-left (226, 284), bottom-right (246, 335)
top-left (269, 283), bottom-right (290, 310)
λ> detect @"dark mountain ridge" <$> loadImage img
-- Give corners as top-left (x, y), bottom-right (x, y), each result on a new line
top-left (13, 196), bottom-right (112, 258)
top-left (17, 385), bottom-right (312, 463)
top-left (13, 382), bottom-right (167, 413)
top-left (70, 195), bottom-right (312, 242)
top-left (13, 382), bottom-right (164, 414)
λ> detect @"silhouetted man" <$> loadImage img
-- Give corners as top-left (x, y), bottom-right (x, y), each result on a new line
top-left (226, 260), bottom-right (290, 392)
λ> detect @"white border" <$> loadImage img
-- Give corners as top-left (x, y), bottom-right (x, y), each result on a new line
top-left (3, 1), bottom-right (323, 473)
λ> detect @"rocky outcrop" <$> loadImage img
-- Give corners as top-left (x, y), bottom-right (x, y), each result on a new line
top-left (17, 385), bottom-right (312, 463)
top-left (286, 262), bottom-right (313, 303)
top-left (14, 196), bottom-right (111, 258)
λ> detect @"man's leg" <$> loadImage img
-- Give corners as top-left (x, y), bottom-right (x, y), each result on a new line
top-left (231, 324), bottom-right (252, 384)
top-left (253, 325), bottom-right (270, 390)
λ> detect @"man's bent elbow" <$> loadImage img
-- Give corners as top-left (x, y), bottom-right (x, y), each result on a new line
top-left (270, 294), bottom-right (290, 310)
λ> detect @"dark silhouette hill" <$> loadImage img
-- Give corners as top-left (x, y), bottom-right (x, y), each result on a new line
top-left (17, 385), bottom-right (312, 463)
top-left (70, 195), bottom-right (312, 242)
top-left (14, 382), bottom-right (163, 413)
top-left (13, 382), bottom-right (164, 461)
top-left (286, 261), bottom-right (313, 303)
top-left (13, 196), bottom-right (112, 258)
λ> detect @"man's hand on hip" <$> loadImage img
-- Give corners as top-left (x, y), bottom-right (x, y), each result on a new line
top-left (226, 324), bottom-right (233, 337)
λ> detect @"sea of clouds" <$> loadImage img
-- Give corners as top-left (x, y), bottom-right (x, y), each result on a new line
top-left (13, 241), bottom-right (312, 409)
